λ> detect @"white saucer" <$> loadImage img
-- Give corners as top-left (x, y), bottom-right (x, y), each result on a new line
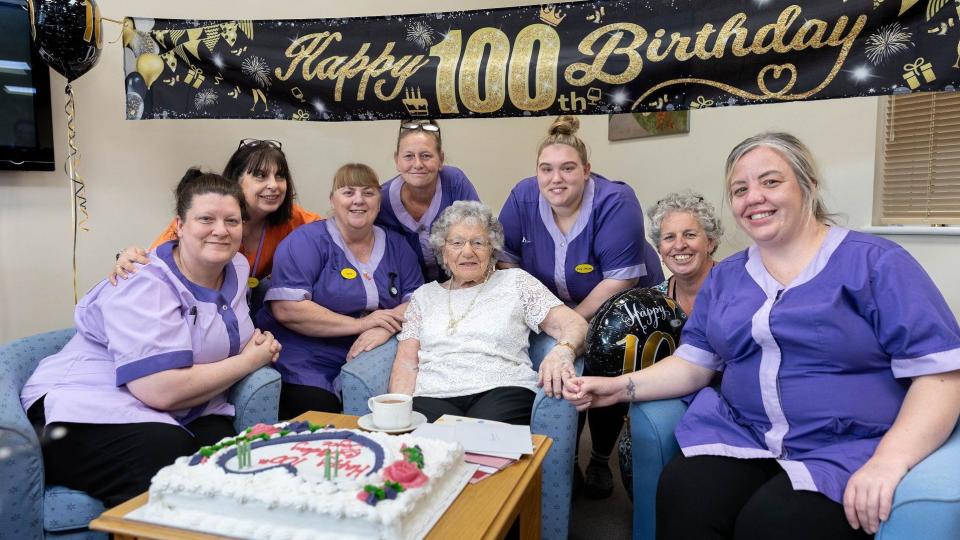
top-left (357, 411), bottom-right (427, 434)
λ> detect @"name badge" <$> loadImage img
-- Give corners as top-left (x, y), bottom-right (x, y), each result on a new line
top-left (341, 268), bottom-right (358, 280)
top-left (575, 263), bottom-right (594, 274)
top-left (247, 277), bottom-right (260, 289)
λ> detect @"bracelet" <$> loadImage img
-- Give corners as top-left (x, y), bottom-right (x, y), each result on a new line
top-left (555, 340), bottom-right (578, 356)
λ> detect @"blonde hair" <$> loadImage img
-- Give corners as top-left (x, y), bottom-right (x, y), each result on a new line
top-left (329, 163), bottom-right (380, 196)
top-left (724, 133), bottom-right (832, 224)
top-left (537, 115), bottom-right (589, 165)
top-left (396, 118), bottom-right (442, 154)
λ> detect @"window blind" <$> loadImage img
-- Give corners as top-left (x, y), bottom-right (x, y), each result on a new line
top-left (878, 92), bottom-right (960, 225)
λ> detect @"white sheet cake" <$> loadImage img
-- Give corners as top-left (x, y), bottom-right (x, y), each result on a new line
top-left (136, 421), bottom-right (470, 540)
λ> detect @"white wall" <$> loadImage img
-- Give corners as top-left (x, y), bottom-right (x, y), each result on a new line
top-left (2, 0), bottom-right (957, 342)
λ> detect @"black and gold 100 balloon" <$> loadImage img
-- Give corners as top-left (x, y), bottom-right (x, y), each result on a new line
top-left (585, 288), bottom-right (684, 378)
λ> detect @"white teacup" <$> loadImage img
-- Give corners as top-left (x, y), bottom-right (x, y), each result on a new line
top-left (367, 393), bottom-right (413, 430)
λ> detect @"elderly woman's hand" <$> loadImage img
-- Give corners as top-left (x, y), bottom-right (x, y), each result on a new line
top-left (347, 327), bottom-right (395, 360)
top-left (109, 246), bottom-right (150, 285)
top-left (563, 375), bottom-right (625, 410)
top-left (842, 456), bottom-right (909, 534)
top-left (538, 345), bottom-right (577, 399)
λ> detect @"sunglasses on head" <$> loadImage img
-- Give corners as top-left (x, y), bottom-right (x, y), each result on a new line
top-left (400, 121), bottom-right (440, 133)
top-left (237, 138), bottom-right (283, 150)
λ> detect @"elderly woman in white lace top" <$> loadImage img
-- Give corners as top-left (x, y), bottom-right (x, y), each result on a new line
top-left (388, 201), bottom-right (587, 425)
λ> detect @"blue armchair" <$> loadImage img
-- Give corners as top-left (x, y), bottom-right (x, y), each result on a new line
top-left (0, 328), bottom-right (282, 540)
top-left (341, 331), bottom-right (582, 540)
top-left (629, 398), bottom-right (960, 540)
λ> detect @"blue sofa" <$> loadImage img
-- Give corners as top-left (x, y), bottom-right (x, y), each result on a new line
top-left (629, 398), bottom-right (960, 540)
top-left (0, 328), bottom-right (282, 540)
top-left (341, 332), bottom-right (582, 540)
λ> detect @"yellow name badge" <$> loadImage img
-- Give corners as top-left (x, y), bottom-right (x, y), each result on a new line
top-left (575, 263), bottom-right (594, 274)
top-left (247, 277), bottom-right (260, 289)
top-left (341, 268), bottom-right (358, 280)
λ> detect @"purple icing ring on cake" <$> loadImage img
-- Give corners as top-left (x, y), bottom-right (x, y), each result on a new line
top-left (204, 430), bottom-right (385, 477)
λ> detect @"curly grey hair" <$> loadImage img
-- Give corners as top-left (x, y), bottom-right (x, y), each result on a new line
top-left (429, 200), bottom-right (505, 275)
top-left (647, 191), bottom-right (724, 255)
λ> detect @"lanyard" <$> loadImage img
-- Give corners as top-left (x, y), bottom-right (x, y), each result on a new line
top-left (247, 226), bottom-right (267, 289)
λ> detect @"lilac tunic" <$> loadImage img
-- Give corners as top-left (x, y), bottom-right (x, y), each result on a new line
top-left (674, 227), bottom-right (960, 503)
top-left (20, 241), bottom-right (251, 427)
top-left (376, 165), bottom-right (480, 282)
top-left (498, 174), bottom-right (663, 304)
top-left (257, 219), bottom-right (423, 394)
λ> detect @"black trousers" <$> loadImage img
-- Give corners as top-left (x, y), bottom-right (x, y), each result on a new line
top-left (656, 454), bottom-right (873, 540)
top-left (576, 403), bottom-right (627, 462)
top-left (27, 396), bottom-right (235, 508)
top-left (279, 382), bottom-right (342, 421)
top-left (413, 386), bottom-right (536, 426)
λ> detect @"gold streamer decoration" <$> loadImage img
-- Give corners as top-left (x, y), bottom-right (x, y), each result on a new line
top-left (64, 84), bottom-right (90, 304)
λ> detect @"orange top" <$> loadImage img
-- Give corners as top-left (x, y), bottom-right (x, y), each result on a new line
top-left (151, 203), bottom-right (322, 279)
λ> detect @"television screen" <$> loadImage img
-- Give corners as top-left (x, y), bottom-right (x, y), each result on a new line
top-left (0, 0), bottom-right (55, 171)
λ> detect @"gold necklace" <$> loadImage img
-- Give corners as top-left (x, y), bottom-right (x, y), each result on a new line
top-left (446, 276), bottom-right (489, 336)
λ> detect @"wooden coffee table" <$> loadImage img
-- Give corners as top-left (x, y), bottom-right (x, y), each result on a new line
top-left (90, 411), bottom-right (552, 540)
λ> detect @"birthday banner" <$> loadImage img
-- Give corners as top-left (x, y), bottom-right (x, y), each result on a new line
top-left (122, 0), bottom-right (960, 121)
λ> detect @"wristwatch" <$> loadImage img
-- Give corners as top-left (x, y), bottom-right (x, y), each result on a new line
top-left (555, 340), bottom-right (577, 355)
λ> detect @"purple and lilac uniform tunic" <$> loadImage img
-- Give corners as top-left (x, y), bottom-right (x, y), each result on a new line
top-left (674, 227), bottom-right (960, 504)
top-left (21, 241), bottom-right (252, 427)
top-left (376, 165), bottom-right (480, 282)
top-left (498, 174), bottom-right (663, 305)
top-left (257, 219), bottom-right (423, 394)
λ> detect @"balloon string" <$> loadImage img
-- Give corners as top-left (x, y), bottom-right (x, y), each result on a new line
top-left (102, 16), bottom-right (126, 44)
top-left (64, 84), bottom-right (90, 304)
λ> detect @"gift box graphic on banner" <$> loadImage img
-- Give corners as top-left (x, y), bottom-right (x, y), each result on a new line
top-left (184, 64), bottom-right (204, 88)
top-left (903, 58), bottom-right (936, 90)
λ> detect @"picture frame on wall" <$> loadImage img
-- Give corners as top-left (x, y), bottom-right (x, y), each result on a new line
top-left (608, 111), bottom-right (690, 141)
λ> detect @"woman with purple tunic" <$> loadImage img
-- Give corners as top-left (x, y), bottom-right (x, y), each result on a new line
top-left (376, 118), bottom-right (481, 282)
top-left (20, 169), bottom-right (281, 507)
top-left (257, 163), bottom-right (423, 420)
top-left (498, 115), bottom-right (664, 498)
top-left (564, 133), bottom-right (960, 539)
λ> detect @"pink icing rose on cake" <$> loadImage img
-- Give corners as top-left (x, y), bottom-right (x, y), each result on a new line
top-left (382, 460), bottom-right (428, 489)
top-left (248, 424), bottom-right (279, 437)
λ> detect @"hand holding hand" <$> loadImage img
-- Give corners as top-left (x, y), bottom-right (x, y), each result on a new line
top-left (537, 346), bottom-right (576, 399)
top-left (562, 376), bottom-right (624, 411)
top-left (843, 456), bottom-right (909, 535)
top-left (347, 327), bottom-right (394, 360)
top-left (109, 246), bottom-right (150, 285)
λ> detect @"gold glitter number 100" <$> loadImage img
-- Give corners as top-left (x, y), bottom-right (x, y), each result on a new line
top-left (616, 332), bottom-right (677, 374)
top-left (429, 24), bottom-right (560, 114)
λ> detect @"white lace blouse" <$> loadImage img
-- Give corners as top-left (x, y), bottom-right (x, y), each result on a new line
top-left (398, 268), bottom-right (563, 398)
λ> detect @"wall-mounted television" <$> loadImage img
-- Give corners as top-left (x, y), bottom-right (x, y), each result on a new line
top-left (0, 0), bottom-right (55, 172)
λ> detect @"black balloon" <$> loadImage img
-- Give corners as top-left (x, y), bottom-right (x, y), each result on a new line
top-left (125, 72), bottom-right (151, 120)
top-left (585, 288), bottom-right (685, 377)
top-left (29, 0), bottom-right (102, 82)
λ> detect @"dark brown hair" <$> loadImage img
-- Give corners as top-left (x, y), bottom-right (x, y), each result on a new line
top-left (175, 167), bottom-right (248, 221)
top-left (222, 141), bottom-right (294, 226)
